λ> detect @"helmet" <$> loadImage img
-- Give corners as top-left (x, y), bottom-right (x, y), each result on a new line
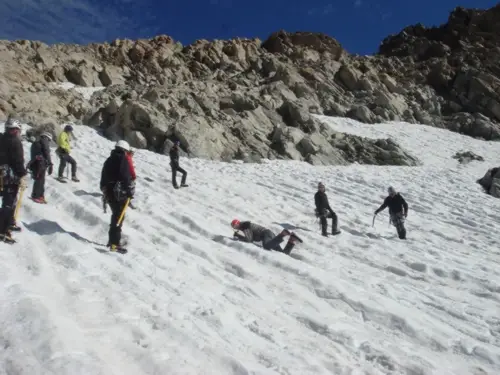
top-left (231, 219), bottom-right (240, 229)
top-left (41, 132), bottom-right (52, 141)
top-left (388, 186), bottom-right (396, 195)
top-left (115, 140), bottom-right (130, 151)
top-left (5, 119), bottom-right (21, 130)
top-left (64, 125), bottom-right (73, 132)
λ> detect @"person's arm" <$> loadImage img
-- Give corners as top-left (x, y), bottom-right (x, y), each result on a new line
top-left (10, 137), bottom-right (27, 178)
top-left (233, 221), bottom-right (252, 242)
top-left (401, 196), bottom-right (409, 216)
top-left (375, 197), bottom-right (389, 214)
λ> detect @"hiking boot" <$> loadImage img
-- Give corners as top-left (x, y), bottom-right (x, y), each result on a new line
top-left (72, 176), bottom-right (80, 182)
top-left (9, 224), bottom-right (21, 232)
top-left (289, 232), bottom-right (303, 244)
top-left (279, 229), bottom-right (291, 237)
top-left (31, 197), bottom-right (45, 204)
top-left (0, 233), bottom-right (15, 244)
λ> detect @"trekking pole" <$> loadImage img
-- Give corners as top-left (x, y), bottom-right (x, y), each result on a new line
top-left (372, 214), bottom-right (377, 227)
top-left (117, 198), bottom-right (131, 227)
top-left (14, 181), bottom-right (27, 222)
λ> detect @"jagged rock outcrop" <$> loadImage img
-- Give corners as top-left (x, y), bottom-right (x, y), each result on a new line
top-left (1, 5), bottom-right (500, 165)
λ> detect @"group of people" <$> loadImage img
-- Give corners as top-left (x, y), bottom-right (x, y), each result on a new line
top-left (0, 117), bottom-right (408, 251)
top-left (230, 181), bottom-right (409, 254)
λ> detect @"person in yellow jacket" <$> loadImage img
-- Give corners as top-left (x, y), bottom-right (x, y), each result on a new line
top-left (56, 125), bottom-right (79, 182)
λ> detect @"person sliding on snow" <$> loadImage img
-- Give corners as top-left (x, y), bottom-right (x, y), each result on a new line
top-left (169, 141), bottom-right (188, 189)
top-left (314, 182), bottom-right (340, 237)
top-left (100, 140), bottom-right (135, 253)
top-left (0, 119), bottom-right (27, 243)
top-left (230, 219), bottom-right (302, 255)
top-left (374, 186), bottom-right (408, 239)
top-left (56, 125), bottom-right (79, 182)
top-left (27, 132), bottom-right (53, 203)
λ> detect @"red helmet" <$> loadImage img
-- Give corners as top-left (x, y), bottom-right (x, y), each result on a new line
top-left (231, 219), bottom-right (240, 229)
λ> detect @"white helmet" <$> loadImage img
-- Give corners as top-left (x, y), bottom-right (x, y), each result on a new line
top-left (41, 132), bottom-right (52, 141)
top-left (115, 140), bottom-right (130, 151)
top-left (5, 119), bottom-right (21, 130)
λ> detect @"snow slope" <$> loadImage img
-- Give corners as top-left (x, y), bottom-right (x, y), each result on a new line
top-left (1, 117), bottom-right (500, 375)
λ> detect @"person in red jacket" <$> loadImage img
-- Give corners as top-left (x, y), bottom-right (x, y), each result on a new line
top-left (125, 149), bottom-right (136, 209)
top-left (125, 150), bottom-right (136, 181)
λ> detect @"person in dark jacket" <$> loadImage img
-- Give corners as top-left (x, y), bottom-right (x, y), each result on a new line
top-left (100, 140), bottom-right (135, 252)
top-left (169, 141), bottom-right (188, 189)
top-left (230, 219), bottom-right (302, 255)
top-left (27, 132), bottom-right (53, 203)
top-left (374, 186), bottom-right (409, 239)
top-left (314, 182), bottom-right (340, 236)
top-left (0, 119), bottom-right (27, 243)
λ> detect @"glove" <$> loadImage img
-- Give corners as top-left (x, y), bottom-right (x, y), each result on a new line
top-left (233, 231), bottom-right (240, 240)
top-left (126, 183), bottom-right (135, 198)
top-left (19, 176), bottom-right (27, 189)
top-left (374, 210), bottom-right (379, 215)
top-left (48, 164), bottom-right (53, 176)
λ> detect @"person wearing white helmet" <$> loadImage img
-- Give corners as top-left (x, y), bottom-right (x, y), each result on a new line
top-left (99, 140), bottom-right (135, 253)
top-left (56, 124), bottom-right (79, 182)
top-left (374, 186), bottom-right (409, 239)
top-left (27, 132), bottom-right (54, 203)
top-left (0, 119), bottom-right (27, 243)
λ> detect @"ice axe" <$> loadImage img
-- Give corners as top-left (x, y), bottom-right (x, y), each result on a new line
top-left (117, 198), bottom-right (131, 227)
top-left (14, 180), bottom-right (27, 222)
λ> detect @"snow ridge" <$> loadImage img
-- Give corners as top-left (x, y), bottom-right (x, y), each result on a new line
top-left (1, 117), bottom-right (500, 375)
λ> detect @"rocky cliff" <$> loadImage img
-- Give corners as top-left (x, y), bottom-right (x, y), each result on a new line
top-left (1, 4), bottom-right (499, 165)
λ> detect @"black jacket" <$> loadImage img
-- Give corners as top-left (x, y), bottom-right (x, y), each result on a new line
top-left (100, 149), bottom-right (134, 197)
top-left (376, 193), bottom-right (408, 216)
top-left (0, 131), bottom-right (27, 179)
top-left (314, 191), bottom-right (333, 214)
top-left (169, 145), bottom-right (180, 167)
top-left (30, 137), bottom-right (52, 166)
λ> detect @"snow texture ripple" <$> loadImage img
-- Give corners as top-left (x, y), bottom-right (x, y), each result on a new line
top-left (0, 116), bottom-right (499, 375)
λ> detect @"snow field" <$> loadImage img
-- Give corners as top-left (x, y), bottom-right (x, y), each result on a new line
top-left (0, 116), bottom-right (499, 375)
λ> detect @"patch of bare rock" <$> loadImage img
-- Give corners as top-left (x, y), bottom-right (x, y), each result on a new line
top-left (1, 5), bottom-right (500, 165)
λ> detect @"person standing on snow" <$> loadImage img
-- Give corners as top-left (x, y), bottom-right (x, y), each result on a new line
top-left (56, 125), bottom-right (79, 182)
top-left (100, 140), bottom-right (135, 253)
top-left (169, 140), bottom-right (188, 189)
top-left (314, 182), bottom-right (340, 237)
top-left (0, 119), bottom-right (27, 243)
top-left (27, 132), bottom-right (53, 203)
top-left (374, 186), bottom-right (409, 239)
top-left (230, 219), bottom-right (303, 255)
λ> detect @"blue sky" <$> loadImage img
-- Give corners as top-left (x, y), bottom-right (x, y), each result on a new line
top-left (0, 0), bottom-right (498, 55)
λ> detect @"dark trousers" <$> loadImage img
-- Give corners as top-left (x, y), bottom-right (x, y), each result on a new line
top-left (31, 168), bottom-right (46, 199)
top-left (261, 230), bottom-right (295, 254)
top-left (0, 184), bottom-right (19, 235)
top-left (390, 213), bottom-right (406, 239)
top-left (171, 164), bottom-right (187, 187)
top-left (57, 151), bottom-right (77, 178)
top-left (107, 196), bottom-right (128, 246)
top-left (320, 210), bottom-right (338, 235)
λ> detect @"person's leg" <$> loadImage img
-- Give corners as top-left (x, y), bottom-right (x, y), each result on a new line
top-left (57, 153), bottom-right (67, 178)
top-left (171, 166), bottom-right (178, 188)
top-left (177, 166), bottom-right (187, 185)
top-left (262, 229), bottom-right (290, 251)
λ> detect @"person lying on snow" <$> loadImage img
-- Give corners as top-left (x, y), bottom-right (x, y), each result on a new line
top-left (374, 186), bottom-right (409, 240)
top-left (230, 219), bottom-right (302, 255)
